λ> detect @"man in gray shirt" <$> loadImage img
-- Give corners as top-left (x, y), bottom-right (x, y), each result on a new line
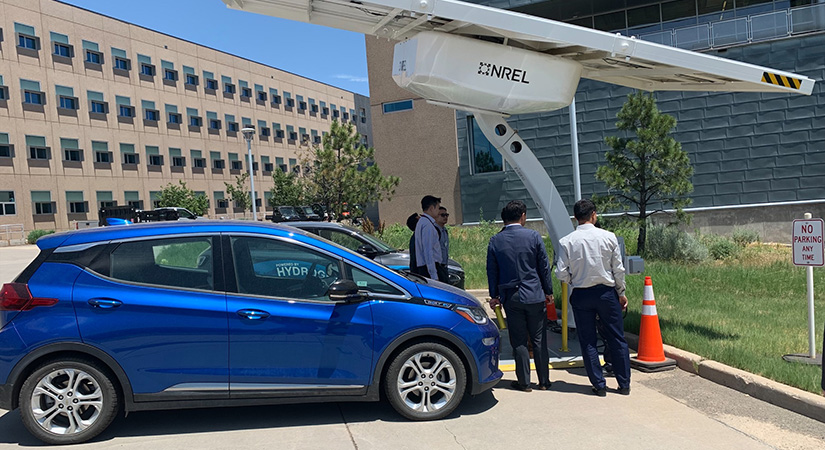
top-left (413, 195), bottom-right (448, 282)
top-left (437, 206), bottom-right (450, 265)
top-left (556, 199), bottom-right (630, 397)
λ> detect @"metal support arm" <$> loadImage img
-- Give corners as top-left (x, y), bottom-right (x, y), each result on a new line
top-left (474, 113), bottom-right (574, 254)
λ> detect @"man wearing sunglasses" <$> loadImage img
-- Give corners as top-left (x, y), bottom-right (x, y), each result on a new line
top-left (437, 206), bottom-right (450, 267)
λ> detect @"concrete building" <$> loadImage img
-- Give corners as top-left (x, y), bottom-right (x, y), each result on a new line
top-left (367, 0), bottom-right (825, 241)
top-left (0, 0), bottom-right (372, 234)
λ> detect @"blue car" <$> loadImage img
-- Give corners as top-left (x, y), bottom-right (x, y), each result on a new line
top-left (0, 221), bottom-right (501, 444)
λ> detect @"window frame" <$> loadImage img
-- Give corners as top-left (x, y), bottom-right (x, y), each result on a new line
top-left (0, 191), bottom-right (17, 216)
top-left (85, 49), bottom-right (103, 65)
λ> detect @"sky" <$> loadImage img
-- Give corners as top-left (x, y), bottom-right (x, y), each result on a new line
top-left (60, 0), bottom-right (370, 96)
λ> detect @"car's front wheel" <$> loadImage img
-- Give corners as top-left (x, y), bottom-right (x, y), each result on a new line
top-left (385, 342), bottom-right (466, 420)
top-left (19, 358), bottom-right (119, 445)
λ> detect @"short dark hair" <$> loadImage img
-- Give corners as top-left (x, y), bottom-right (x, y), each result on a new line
top-left (574, 199), bottom-right (597, 221)
top-left (501, 200), bottom-right (526, 223)
top-left (421, 195), bottom-right (441, 211)
top-left (406, 213), bottom-right (420, 232)
top-left (439, 206), bottom-right (447, 211)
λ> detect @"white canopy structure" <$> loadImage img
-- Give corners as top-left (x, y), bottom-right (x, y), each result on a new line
top-left (221, 0), bottom-right (815, 253)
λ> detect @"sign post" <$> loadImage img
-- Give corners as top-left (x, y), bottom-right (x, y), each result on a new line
top-left (785, 213), bottom-right (824, 364)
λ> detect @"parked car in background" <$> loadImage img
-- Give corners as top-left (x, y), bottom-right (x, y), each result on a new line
top-left (98, 206), bottom-right (202, 226)
top-left (153, 207), bottom-right (203, 220)
top-left (297, 205), bottom-right (322, 221)
top-left (265, 206), bottom-right (302, 223)
top-left (289, 221), bottom-right (466, 289)
top-left (0, 221), bottom-right (500, 444)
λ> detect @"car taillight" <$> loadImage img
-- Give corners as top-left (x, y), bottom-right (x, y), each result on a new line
top-left (0, 283), bottom-right (58, 311)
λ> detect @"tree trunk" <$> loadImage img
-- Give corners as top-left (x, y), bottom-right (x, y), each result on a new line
top-left (637, 206), bottom-right (647, 256)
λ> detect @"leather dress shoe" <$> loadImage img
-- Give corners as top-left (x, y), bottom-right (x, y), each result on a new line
top-left (536, 382), bottom-right (552, 391)
top-left (592, 387), bottom-right (607, 397)
top-left (617, 387), bottom-right (631, 395)
top-left (510, 381), bottom-right (532, 392)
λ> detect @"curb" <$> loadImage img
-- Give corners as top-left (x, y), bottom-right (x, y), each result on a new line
top-left (625, 331), bottom-right (825, 424)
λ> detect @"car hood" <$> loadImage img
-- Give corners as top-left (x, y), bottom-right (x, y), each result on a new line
top-left (415, 279), bottom-right (483, 308)
top-left (376, 250), bottom-right (463, 272)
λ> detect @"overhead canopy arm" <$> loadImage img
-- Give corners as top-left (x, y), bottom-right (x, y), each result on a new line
top-left (223, 0), bottom-right (814, 96)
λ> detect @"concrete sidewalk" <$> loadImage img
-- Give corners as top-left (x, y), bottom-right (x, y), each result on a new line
top-left (2, 367), bottom-right (823, 449)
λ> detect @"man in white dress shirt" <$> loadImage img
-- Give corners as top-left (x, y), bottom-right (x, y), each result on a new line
top-left (556, 199), bottom-right (630, 397)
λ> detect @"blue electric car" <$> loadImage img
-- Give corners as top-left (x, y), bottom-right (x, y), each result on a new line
top-left (0, 221), bottom-right (501, 444)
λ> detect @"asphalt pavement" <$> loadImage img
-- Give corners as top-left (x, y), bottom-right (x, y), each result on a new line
top-left (1, 245), bottom-right (824, 449)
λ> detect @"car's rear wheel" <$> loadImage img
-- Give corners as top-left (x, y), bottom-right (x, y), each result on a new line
top-left (19, 358), bottom-right (119, 445)
top-left (385, 342), bottom-right (466, 420)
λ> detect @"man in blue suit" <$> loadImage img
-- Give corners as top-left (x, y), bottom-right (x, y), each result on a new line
top-left (487, 200), bottom-right (554, 392)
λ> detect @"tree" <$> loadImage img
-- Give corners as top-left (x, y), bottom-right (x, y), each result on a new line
top-left (301, 120), bottom-right (399, 220)
top-left (595, 91), bottom-right (694, 255)
top-left (156, 180), bottom-right (209, 216)
top-left (225, 173), bottom-right (252, 215)
top-left (269, 168), bottom-right (305, 207)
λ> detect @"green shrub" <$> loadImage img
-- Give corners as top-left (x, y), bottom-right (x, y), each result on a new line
top-left (27, 229), bottom-right (55, 244)
top-left (380, 223), bottom-right (412, 250)
top-left (645, 224), bottom-right (707, 263)
top-left (731, 227), bottom-right (760, 247)
top-left (706, 235), bottom-right (740, 260)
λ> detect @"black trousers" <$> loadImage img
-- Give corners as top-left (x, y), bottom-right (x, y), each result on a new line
top-left (414, 263), bottom-right (449, 283)
top-left (503, 299), bottom-right (549, 387)
top-left (570, 285), bottom-right (631, 390)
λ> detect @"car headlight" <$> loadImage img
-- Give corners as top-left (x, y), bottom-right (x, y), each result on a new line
top-left (455, 306), bottom-right (488, 325)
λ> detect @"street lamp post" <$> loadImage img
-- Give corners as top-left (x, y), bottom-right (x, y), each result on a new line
top-left (241, 126), bottom-right (257, 221)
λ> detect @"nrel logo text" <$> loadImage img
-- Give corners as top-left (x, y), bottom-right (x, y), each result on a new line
top-left (477, 62), bottom-right (530, 84)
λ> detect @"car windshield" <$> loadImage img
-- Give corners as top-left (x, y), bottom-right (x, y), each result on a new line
top-left (279, 207), bottom-right (296, 215)
top-left (302, 207), bottom-right (315, 214)
top-left (341, 225), bottom-right (396, 253)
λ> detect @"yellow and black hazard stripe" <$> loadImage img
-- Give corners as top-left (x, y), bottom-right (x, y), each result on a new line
top-left (761, 72), bottom-right (801, 90)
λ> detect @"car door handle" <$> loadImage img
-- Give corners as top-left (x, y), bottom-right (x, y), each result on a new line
top-left (88, 298), bottom-right (123, 309)
top-left (237, 309), bottom-right (270, 320)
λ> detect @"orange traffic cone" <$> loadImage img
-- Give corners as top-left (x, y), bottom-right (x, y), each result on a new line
top-left (630, 276), bottom-right (676, 372)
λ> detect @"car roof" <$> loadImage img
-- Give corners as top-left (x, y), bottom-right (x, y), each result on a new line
top-left (287, 222), bottom-right (358, 231)
top-left (36, 220), bottom-right (310, 250)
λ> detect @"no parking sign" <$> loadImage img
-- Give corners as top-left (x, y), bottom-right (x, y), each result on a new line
top-left (792, 218), bottom-right (824, 266)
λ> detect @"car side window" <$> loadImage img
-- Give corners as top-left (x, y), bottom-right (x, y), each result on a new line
top-left (109, 237), bottom-right (214, 290)
top-left (318, 229), bottom-right (363, 252)
top-left (230, 236), bottom-right (342, 301)
top-left (347, 264), bottom-right (403, 296)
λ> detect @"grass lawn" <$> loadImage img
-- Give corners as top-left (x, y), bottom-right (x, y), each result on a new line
top-left (379, 224), bottom-right (825, 393)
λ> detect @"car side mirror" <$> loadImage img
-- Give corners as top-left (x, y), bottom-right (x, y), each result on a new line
top-left (327, 279), bottom-right (364, 302)
top-left (357, 245), bottom-right (378, 258)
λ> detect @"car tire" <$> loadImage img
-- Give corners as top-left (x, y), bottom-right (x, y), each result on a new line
top-left (385, 342), bottom-right (466, 421)
top-left (19, 358), bottom-right (119, 445)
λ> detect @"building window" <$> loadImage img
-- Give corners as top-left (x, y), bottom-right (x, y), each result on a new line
top-left (63, 148), bottom-right (83, 162)
top-left (224, 82), bottom-right (235, 94)
top-left (241, 87), bottom-right (252, 98)
top-left (0, 191), bottom-right (16, 216)
top-left (193, 157), bottom-right (206, 168)
top-left (114, 57), bottom-right (130, 70)
top-left (205, 78), bottom-right (218, 90)
top-left (257, 91), bottom-right (267, 102)
top-left (32, 191), bottom-right (54, 215)
top-left (119, 105), bottom-right (134, 117)
top-left (140, 63), bottom-right (155, 76)
top-left (18, 34), bottom-right (38, 50)
top-left (189, 116), bottom-right (202, 127)
top-left (383, 100), bottom-right (413, 114)
top-left (185, 74), bottom-right (198, 86)
top-left (227, 122), bottom-right (239, 132)
top-left (0, 137), bottom-right (12, 157)
top-left (85, 50), bottom-right (102, 64)
top-left (209, 119), bottom-right (221, 130)
top-left (123, 153), bottom-right (138, 165)
top-left (149, 154), bottom-right (163, 166)
top-left (29, 147), bottom-right (49, 160)
top-left (54, 42), bottom-right (72, 57)
top-left (59, 96), bottom-right (78, 110)
top-left (90, 99), bottom-right (107, 114)
top-left (24, 90), bottom-right (43, 105)
top-left (67, 192), bottom-right (88, 213)
top-left (213, 159), bottom-right (225, 169)
top-left (144, 109), bottom-right (159, 121)
top-left (168, 112), bottom-right (182, 124)
top-left (172, 156), bottom-right (186, 167)
top-left (93, 142), bottom-right (112, 163)
top-left (164, 69), bottom-right (178, 81)
top-left (0, 86), bottom-right (7, 101)
top-left (231, 160), bottom-right (243, 171)
top-left (468, 116), bottom-right (503, 174)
